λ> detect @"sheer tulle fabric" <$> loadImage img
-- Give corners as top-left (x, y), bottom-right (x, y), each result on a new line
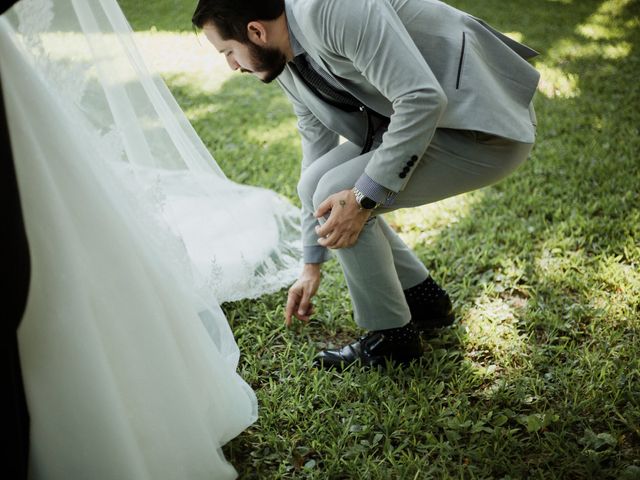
top-left (1, 0), bottom-right (301, 478)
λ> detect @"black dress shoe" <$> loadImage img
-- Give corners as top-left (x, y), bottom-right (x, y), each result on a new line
top-left (404, 277), bottom-right (455, 334)
top-left (313, 323), bottom-right (422, 371)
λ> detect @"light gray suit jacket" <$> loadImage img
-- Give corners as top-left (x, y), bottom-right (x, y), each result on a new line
top-left (277, 0), bottom-right (540, 259)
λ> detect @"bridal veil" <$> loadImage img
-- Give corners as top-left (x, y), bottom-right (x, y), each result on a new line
top-left (0, 0), bottom-right (300, 478)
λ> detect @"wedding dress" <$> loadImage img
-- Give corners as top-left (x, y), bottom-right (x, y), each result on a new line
top-left (0, 0), bottom-right (300, 478)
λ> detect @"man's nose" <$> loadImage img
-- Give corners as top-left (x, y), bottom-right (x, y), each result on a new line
top-left (226, 56), bottom-right (240, 71)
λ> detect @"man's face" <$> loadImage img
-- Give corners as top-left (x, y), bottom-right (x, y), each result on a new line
top-left (203, 23), bottom-right (286, 84)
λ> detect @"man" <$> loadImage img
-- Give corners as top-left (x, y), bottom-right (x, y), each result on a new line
top-left (192, 0), bottom-right (539, 370)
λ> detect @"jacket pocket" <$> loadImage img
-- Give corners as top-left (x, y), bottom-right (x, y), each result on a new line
top-left (456, 32), bottom-right (466, 89)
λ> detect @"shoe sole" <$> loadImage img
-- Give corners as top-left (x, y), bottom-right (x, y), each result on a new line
top-left (313, 354), bottom-right (422, 371)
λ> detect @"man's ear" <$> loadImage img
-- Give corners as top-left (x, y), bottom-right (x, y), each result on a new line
top-left (247, 21), bottom-right (268, 45)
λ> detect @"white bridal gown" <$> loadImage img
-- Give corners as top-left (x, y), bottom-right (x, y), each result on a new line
top-left (0, 0), bottom-right (300, 478)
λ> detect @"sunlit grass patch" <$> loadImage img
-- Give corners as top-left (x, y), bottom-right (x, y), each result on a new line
top-left (576, 0), bottom-right (634, 40)
top-left (133, 31), bottom-right (235, 92)
top-left (536, 63), bottom-right (581, 98)
top-left (462, 295), bottom-right (530, 380)
top-left (386, 193), bottom-right (484, 249)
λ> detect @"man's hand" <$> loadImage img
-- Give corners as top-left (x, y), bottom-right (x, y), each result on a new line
top-left (314, 189), bottom-right (372, 249)
top-left (285, 263), bottom-right (322, 327)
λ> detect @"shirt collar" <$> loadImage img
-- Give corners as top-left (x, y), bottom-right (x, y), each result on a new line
top-left (287, 21), bottom-right (304, 57)
top-left (285, 2), bottom-right (304, 57)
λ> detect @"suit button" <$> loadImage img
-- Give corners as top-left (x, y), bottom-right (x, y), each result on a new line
top-left (407, 160), bottom-right (415, 166)
top-left (411, 155), bottom-right (418, 161)
top-left (402, 166), bottom-right (410, 173)
top-left (399, 172), bottom-right (407, 178)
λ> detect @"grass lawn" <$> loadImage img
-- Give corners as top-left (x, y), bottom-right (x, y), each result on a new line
top-left (119, 0), bottom-right (639, 478)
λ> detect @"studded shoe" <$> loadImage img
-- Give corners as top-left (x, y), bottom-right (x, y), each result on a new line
top-left (313, 322), bottom-right (422, 371)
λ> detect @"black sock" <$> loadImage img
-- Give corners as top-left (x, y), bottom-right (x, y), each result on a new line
top-left (376, 321), bottom-right (418, 343)
top-left (404, 276), bottom-right (447, 303)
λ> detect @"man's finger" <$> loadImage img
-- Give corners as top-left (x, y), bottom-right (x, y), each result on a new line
top-left (284, 290), bottom-right (299, 327)
top-left (330, 234), bottom-right (347, 250)
top-left (315, 207), bottom-right (336, 236)
top-left (298, 289), bottom-right (312, 317)
top-left (317, 211), bottom-right (343, 243)
top-left (316, 221), bottom-right (334, 238)
top-left (296, 302), bottom-right (313, 323)
top-left (314, 196), bottom-right (333, 219)
top-left (318, 228), bottom-right (340, 247)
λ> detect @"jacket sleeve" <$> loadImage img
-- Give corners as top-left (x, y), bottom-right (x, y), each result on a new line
top-left (278, 77), bottom-right (338, 264)
top-left (305, 0), bottom-right (448, 193)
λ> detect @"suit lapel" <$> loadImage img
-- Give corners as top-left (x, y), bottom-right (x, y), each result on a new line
top-left (285, 0), bottom-right (393, 117)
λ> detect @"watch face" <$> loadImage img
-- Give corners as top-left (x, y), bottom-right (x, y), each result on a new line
top-left (360, 196), bottom-right (377, 209)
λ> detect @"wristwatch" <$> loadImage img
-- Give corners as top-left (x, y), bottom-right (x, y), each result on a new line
top-left (352, 186), bottom-right (380, 210)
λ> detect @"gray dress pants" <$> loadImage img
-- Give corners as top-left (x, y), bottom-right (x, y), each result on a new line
top-left (298, 112), bottom-right (535, 331)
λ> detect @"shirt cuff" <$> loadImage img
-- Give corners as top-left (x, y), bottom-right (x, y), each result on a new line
top-left (354, 173), bottom-right (397, 207)
top-left (303, 245), bottom-right (332, 264)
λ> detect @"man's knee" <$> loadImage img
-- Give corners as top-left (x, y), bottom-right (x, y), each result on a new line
top-left (312, 174), bottom-right (337, 212)
top-left (297, 171), bottom-right (318, 213)
top-left (301, 165), bottom-right (344, 213)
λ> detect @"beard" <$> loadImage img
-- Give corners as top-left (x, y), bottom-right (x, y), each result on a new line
top-left (244, 42), bottom-right (287, 84)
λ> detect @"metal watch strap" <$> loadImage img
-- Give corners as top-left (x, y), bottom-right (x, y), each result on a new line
top-left (352, 186), bottom-right (380, 210)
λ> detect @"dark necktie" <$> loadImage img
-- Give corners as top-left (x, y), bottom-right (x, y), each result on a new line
top-left (291, 54), bottom-right (362, 112)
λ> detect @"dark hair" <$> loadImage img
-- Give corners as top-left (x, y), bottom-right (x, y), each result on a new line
top-left (192, 0), bottom-right (285, 42)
